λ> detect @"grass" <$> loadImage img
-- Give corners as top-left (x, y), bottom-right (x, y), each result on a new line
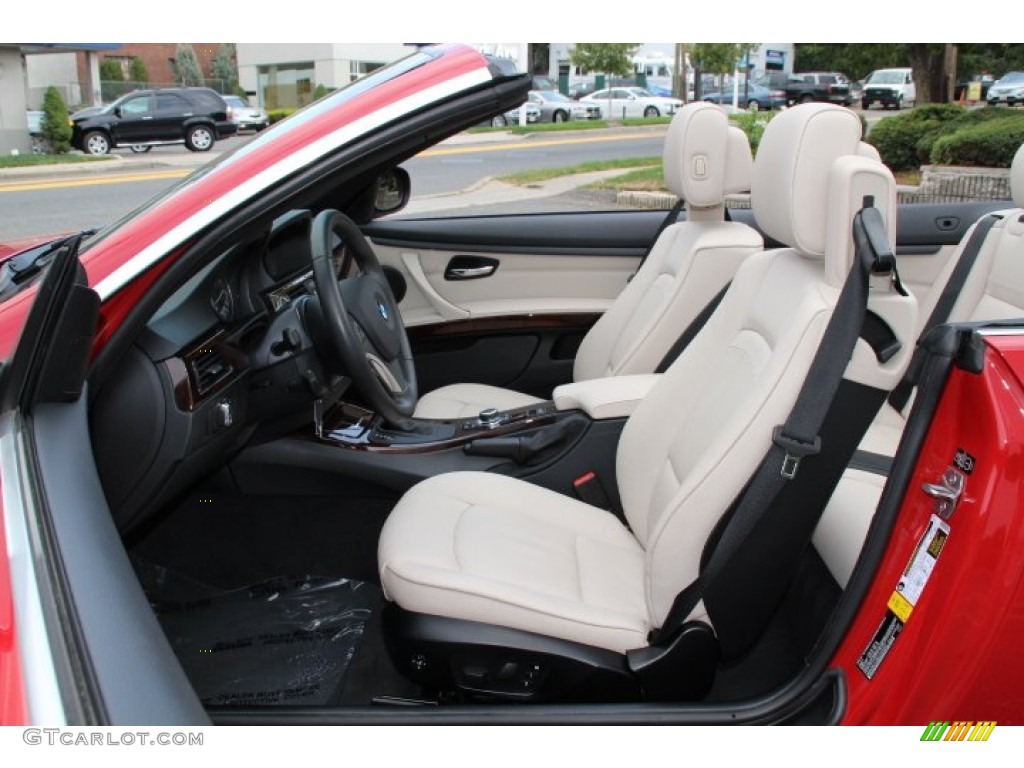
top-left (467, 116), bottom-right (672, 135)
top-left (586, 166), bottom-right (665, 191)
top-left (499, 156), bottom-right (660, 186)
top-left (0, 153), bottom-right (116, 168)
top-left (894, 169), bottom-right (922, 186)
top-left (468, 120), bottom-right (611, 135)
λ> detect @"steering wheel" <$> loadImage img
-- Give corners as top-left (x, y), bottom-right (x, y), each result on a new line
top-left (309, 209), bottom-right (417, 426)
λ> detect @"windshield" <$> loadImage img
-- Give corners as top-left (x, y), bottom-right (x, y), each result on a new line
top-left (225, 95), bottom-right (250, 107)
top-left (538, 91), bottom-right (571, 103)
top-left (998, 72), bottom-right (1024, 83)
top-left (628, 88), bottom-right (653, 97)
top-left (868, 71), bottom-right (907, 85)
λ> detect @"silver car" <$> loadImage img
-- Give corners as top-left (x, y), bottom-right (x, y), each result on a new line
top-left (223, 94), bottom-right (270, 132)
top-left (987, 72), bottom-right (1024, 107)
top-left (528, 90), bottom-right (601, 122)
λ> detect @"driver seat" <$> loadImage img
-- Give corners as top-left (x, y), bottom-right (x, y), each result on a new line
top-left (378, 104), bottom-right (916, 700)
top-left (412, 102), bottom-right (762, 419)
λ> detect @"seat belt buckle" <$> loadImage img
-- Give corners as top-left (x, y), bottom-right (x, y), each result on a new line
top-left (772, 426), bottom-right (821, 480)
top-left (573, 470), bottom-right (611, 510)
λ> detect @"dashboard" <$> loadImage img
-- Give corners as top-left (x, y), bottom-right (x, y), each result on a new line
top-left (93, 209), bottom-right (353, 531)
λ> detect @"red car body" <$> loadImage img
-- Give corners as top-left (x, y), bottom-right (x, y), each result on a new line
top-left (0, 43), bottom-right (1021, 726)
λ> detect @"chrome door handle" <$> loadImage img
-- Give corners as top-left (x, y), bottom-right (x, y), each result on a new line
top-left (448, 265), bottom-right (495, 279)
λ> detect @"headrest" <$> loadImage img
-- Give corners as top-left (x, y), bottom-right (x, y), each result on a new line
top-left (1013, 143), bottom-right (1024, 208)
top-left (824, 155), bottom-right (897, 288)
top-left (751, 104), bottom-right (864, 256)
top-left (664, 103), bottom-right (753, 209)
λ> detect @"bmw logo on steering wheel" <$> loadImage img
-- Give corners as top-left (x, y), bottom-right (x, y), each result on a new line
top-left (377, 299), bottom-right (389, 322)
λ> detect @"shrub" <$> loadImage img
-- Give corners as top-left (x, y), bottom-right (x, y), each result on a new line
top-left (930, 115), bottom-right (1024, 167)
top-left (268, 109), bottom-right (297, 125)
top-left (867, 104), bottom-right (966, 171)
top-left (129, 57), bottom-right (148, 85)
top-left (40, 86), bottom-right (72, 154)
top-left (730, 111), bottom-right (774, 154)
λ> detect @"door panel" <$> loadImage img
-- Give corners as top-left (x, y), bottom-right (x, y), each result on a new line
top-left (373, 244), bottom-right (637, 323)
top-left (365, 201), bottom-right (1011, 395)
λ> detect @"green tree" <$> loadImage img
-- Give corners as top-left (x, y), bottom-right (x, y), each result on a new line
top-left (99, 58), bottom-right (127, 101)
top-left (40, 86), bottom-right (72, 154)
top-left (570, 43), bottom-right (640, 80)
top-left (212, 43), bottom-right (238, 93)
top-left (173, 43), bottom-right (204, 87)
top-left (129, 57), bottom-right (148, 86)
top-left (689, 43), bottom-right (757, 100)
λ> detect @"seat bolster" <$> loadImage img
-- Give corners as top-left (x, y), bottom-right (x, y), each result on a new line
top-left (1012, 143), bottom-right (1023, 208)
top-left (413, 383), bottom-right (543, 419)
top-left (379, 472), bottom-right (650, 653)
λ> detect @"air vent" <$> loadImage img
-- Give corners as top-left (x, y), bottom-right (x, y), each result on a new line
top-left (190, 347), bottom-right (232, 395)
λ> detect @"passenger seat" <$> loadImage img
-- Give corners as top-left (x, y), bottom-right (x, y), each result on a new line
top-left (815, 142), bottom-right (1024, 586)
top-left (412, 102), bottom-right (762, 419)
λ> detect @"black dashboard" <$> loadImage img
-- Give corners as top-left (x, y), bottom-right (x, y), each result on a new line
top-left (92, 209), bottom-right (346, 531)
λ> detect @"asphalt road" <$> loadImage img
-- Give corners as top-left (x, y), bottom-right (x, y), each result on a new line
top-left (0, 129), bottom-right (668, 241)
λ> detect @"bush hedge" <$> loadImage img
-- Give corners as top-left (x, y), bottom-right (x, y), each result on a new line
top-left (268, 108), bottom-right (297, 125)
top-left (869, 105), bottom-right (1024, 170)
top-left (930, 114), bottom-right (1024, 167)
top-left (40, 86), bottom-right (72, 154)
top-left (867, 104), bottom-right (966, 171)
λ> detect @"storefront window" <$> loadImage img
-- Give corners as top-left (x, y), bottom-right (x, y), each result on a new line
top-left (258, 62), bottom-right (315, 109)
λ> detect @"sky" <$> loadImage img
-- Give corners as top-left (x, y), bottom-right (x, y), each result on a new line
top-left (3, 2), bottom-right (1016, 46)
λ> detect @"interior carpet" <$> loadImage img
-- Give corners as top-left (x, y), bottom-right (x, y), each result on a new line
top-left (156, 575), bottom-right (380, 707)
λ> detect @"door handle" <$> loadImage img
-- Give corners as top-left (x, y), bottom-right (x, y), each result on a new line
top-left (141, 116), bottom-right (154, 120)
top-left (448, 266), bottom-right (495, 279)
top-left (444, 256), bottom-right (500, 281)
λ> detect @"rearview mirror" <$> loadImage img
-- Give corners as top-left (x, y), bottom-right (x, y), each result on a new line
top-left (374, 167), bottom-right (411, 216)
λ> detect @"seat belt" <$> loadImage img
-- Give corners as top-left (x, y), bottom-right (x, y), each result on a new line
top-left (648, 198), bottom-right (896, 652)
top-left (889, 213), bottom-right (1001, 411)
top-left (631, 199), bottom-right (685, 279)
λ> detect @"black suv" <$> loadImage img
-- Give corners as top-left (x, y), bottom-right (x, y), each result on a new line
top-left (71, 87), bottom-right (237, 155)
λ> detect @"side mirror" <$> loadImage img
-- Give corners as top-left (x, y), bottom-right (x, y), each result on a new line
top-left (113, 107), bottom-right (122, 118)
top-left (374, 167), bottom-right (411, 216)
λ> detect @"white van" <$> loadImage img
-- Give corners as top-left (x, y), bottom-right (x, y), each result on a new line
top-left (861, 68), bottom-right (916, 110)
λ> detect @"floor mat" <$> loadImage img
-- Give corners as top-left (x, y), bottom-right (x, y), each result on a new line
top-left (156, 574), bottom-right (380, 707)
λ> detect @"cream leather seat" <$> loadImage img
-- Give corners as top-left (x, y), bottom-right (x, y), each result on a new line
top-left (412, 102), bottom-right (762, 419)
top-left (379, 104), bottom-right (916, 686)
top-left (815, 141), bottom-right (1024, 587)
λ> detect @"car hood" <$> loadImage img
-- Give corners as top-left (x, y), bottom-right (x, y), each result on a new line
top-left (0, 234), bottom-right (68, 266)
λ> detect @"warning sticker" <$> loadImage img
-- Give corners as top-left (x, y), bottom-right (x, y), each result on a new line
top-left (857, 611), bottom-right (904, 680)
top-left (894, 515), bottom-right (950, 611)
top-left (857, 514), bottom-right (950, 680)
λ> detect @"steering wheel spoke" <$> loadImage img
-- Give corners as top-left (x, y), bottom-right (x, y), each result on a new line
top-left (308, 210), bottom-right (418, 425)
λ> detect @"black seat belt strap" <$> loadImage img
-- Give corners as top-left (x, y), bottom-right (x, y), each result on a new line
top-left (889, 214), bottom-right (1001, 411)
top-left (652, 198), bottom-right (890, 644)
top-left (631, 199), bottom-right (685, 278)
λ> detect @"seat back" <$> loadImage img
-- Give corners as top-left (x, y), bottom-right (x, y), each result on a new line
top-left (815, 141), bottom-right (1024, 587)
top-left (573, 103), bottom-right (762, 382)
top-left (615, 104), bottom-right (916, 628)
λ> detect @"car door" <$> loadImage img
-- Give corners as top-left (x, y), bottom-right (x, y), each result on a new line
top-left (153, 92), bottom-right (192, 141)
top-left (0, 235), bottom-right (208, 725)
top-left (363, 199), bottom-right (1012, 401)
top-left (109, 94), bottom-right (155, 144)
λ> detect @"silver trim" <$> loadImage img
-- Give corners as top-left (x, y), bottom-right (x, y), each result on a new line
top-left (0, 411), bottom-right (67, 725)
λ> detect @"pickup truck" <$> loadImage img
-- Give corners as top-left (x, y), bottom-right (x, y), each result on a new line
top-left (784, 72), bottom-right (853, 106)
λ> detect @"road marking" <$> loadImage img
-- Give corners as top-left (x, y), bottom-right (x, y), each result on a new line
top-left (0, 169), bottom-right (190, 194)
top-left (420, 131), bottom-right (665, 157)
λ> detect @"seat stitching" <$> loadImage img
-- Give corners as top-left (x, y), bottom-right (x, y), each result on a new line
top-left (450, 500), bottom-right (474, 572)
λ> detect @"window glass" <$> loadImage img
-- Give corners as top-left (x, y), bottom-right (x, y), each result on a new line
top-left (119, 96), bottom-right (152, 115)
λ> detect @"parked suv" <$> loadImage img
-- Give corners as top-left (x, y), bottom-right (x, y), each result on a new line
top-left (71, 87), bottom-right (237, 155)
top-left (784, 72), bottom-right (852, 106)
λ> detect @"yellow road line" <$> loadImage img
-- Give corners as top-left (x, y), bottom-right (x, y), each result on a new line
top-left (0, 169), bottom-right (190, 194)
top-left (418, 131), bottom-right (663, 157)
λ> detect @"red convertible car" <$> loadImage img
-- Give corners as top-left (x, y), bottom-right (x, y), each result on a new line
top-left (0, 44), bottom-right (1022, 727)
